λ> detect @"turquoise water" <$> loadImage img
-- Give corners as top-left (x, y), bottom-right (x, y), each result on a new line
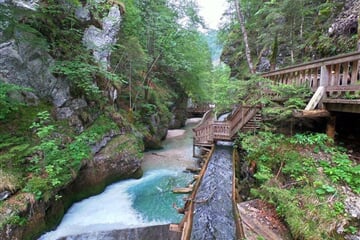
top-left (129, 169), bottom-right (192, 223)
top-left (39, 169), bottom-right (193, 239)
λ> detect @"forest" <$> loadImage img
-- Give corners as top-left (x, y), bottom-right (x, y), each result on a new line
top-left (0, 0), bottom-right (359, 239)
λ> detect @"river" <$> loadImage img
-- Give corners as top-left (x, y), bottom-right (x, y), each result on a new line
top-left (39, 119), bottom-right (200, 239)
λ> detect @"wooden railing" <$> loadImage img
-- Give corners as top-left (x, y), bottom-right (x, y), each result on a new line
top-left (193, 104), bottom-right (260, 145)
top-left (193, 110), bottom-right (214, 145)
top-left (187, 103), bottom-right (213, 116)
top-left (262, 51), bottom-right (360, 99)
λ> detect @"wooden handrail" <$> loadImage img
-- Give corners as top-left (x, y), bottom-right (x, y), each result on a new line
top-left (262, 51), bottom-right (360, 92)
top-left (262, 51), bottom-right (360, 77)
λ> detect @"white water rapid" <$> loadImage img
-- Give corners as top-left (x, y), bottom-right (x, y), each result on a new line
top-left (39, 119), bottom-right (200, 239)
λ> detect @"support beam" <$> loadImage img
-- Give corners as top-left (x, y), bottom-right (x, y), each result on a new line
top-left (326, 115), bottom-right (336, 139)
top-left (305, 86), bottom-right (325, 110)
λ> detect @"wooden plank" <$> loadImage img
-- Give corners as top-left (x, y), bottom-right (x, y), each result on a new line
top-left (351, 60), bottom-right (359, 84)
top-left (173, 187), bottom-right (193, 194)
top-left (333, 63), bottom-right (340, 86)
top-left (323, 99), bottom-right (360, 104)
top-left (342, 62), bottom-right (349, 86)
top-left (169, 224), bottom-right (182, 233)
top-left (186, 167), bottom-right (201, 173)
top-left (293, 110), bottom-right (330, 118)
top-left (305, 86), bottom-right (325, 110)
top-left (326, 85), bottom-right (360, 91)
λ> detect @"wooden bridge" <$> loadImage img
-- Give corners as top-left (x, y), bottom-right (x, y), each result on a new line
top-left (193, 51), bottom-right (360, 147)
top-left (192, 104), bottom-right (261, 149)
top-left (187, 103), bottom-right (213, 117)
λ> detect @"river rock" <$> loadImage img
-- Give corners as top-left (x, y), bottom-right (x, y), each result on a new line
top-left (144, 113), bottom-right (169, 149)
top-left (0, 191), bottom-right (11, 201)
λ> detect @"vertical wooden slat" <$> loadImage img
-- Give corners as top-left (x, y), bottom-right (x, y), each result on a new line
top-left (342, 62), bottom-right (349, 86)
top-left (333, 63), bottom-right (340, 86)
top-left (351, 60), bottom-right (359, 84)
top-left (316, 67), bottom-right (321, 89)
top-left (300, 70), bottom-right (305, 86)
top-left (305, 69), bottom-right (311, 87)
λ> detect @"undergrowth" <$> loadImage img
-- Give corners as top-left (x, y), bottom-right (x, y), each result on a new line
top-left (0, 105), bottom-right (121, 201)
top-left (236, 131), bottom-right (359, 239)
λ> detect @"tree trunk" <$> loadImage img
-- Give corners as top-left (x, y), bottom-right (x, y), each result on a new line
top-left (234, 0), bottom-right (255, 74)
top-left (358, 16), bottom-right (360, 51)
top-left (270, 35), bottom-right (278, 71)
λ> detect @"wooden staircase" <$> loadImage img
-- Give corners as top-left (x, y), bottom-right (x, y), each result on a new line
top-left (193, 104), bottom-right (261, 147)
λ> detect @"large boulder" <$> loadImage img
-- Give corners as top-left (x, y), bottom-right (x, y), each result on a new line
top-left (144, 113), bottom-right (169, 149)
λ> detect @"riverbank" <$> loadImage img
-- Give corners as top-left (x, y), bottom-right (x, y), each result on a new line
top-left (142, 118), bottom-right (201, 171)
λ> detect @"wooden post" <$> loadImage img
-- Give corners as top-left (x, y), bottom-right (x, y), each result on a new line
top-left (326, 115), bottom-right (336, 140)
top-left (351, 60), bottom-right (359, 84)
top-left (320, 65), bottom-right (330, 87)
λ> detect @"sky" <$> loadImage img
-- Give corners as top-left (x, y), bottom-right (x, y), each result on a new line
top-left (196, 0), bottom-right (228, 30)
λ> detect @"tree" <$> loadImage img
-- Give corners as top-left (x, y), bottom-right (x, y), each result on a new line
top-left (234, 0), bottom-right (255, 73)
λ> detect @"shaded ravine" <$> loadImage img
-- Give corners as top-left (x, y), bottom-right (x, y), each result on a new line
top-left (39, 119), bottom-right (200, 240)
top-left (191, 145), bottom-right (236, 240)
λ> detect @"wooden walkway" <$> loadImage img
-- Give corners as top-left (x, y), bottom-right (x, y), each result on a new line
top-left (179, 51), bottom-right (360, 239)
top-left (262, 51), bottom-right (360, 114)
top-left (193, 51), bottom-right (360, 147)
top-left (187, 104), bottom-right (212, 117)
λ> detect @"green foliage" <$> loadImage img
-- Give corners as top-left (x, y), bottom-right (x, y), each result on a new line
top-left (0, 82), bottom-right (29, 120)
top-left (52, 59), bottom-right (101, 100)
top-left (24, 112), bottom-right (119, 200)
top-left (115, 0), bottom-right (212, 112)
top-left (23, 176), bottom-right (51, 200)
top-left (52, 57), bottom-right (126, 101)
top-left (258, 82), bottom-right (312, 122)
top-left (207, 65), bottom-right (240, 112)
top-left (320, 152), bottom-right (360, 194)
top-left (1, 214), bottom-right (27, 227)
top-left (219, 0), bottom-right (356, 77)
top-left (238, 131), bottom-right (355, 239)
top-left (290, 133), bottom-right (332, 150)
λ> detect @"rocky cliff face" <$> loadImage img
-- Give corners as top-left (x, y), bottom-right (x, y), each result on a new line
top-left (328, 0), bottom-right (360, 37)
